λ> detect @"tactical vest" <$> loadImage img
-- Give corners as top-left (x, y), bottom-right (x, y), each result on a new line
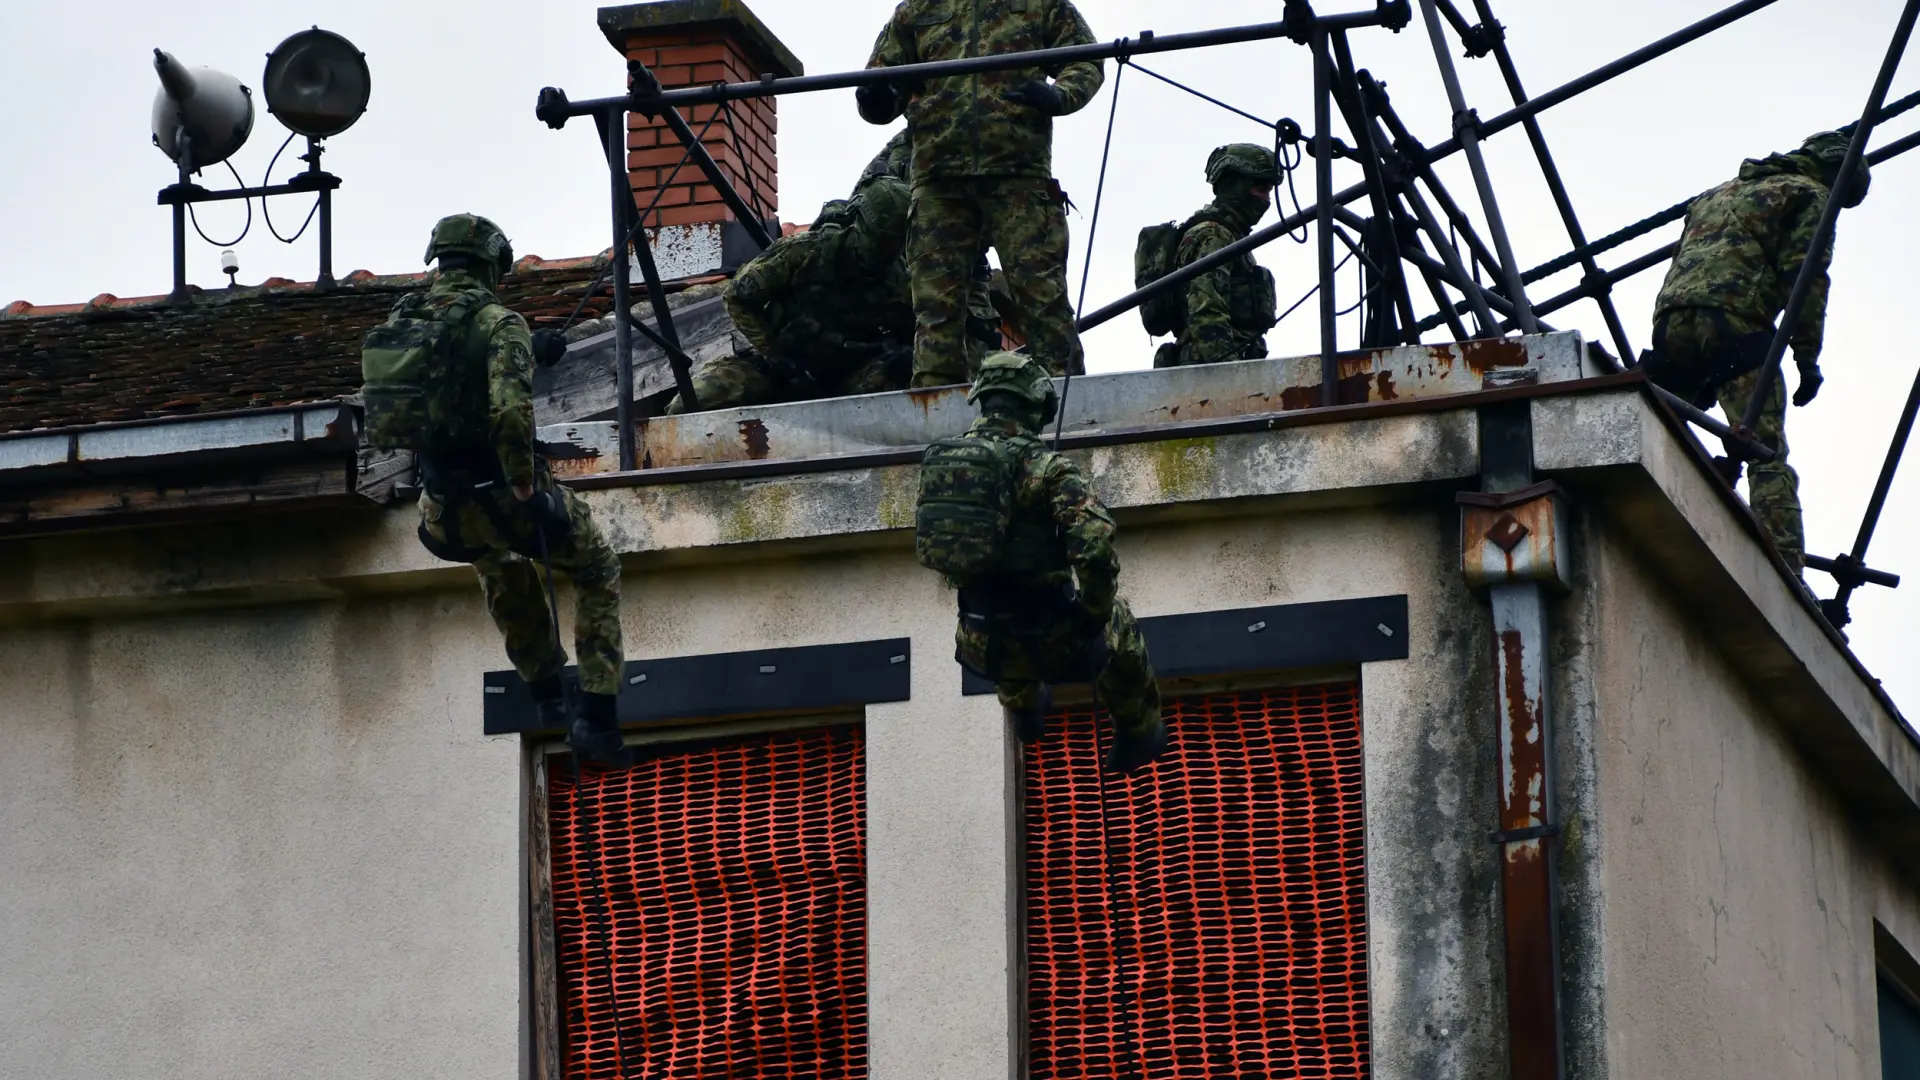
top-left (360, 287), bottom-right (494, 453)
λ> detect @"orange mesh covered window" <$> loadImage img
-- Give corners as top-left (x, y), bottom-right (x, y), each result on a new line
top-left (547, 725), bottom-right (868, 1080)
top-left (1023, 683), bottom-right (1369, 1079)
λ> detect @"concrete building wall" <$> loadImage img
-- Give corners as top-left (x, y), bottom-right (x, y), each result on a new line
top-left (1586, 516), bottom-right (1920, 1079)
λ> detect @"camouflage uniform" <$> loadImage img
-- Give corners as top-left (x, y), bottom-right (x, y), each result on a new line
top-left (858, 129), bottom-right (1008, 378)
top-left (1157, 144), bottom-right (1280, 368)
top-left (921, 354), bottom-right (1165, 771)
top-left (863, 0), bottom-right (1104, 387)
top-left (1648, 133), bottom-right (1865, 572)
top-left (404, 263), bottom-right (627, 698)
top-left (671, 178), bottom-right (916, 413)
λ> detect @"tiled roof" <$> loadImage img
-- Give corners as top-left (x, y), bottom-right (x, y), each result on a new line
top-left (0, 255), bottom-right (637, 435)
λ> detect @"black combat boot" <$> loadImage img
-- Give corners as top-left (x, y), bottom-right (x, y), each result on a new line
top-left (1006, 684), bottom-right (1052, 744)
top-left (530, 675), bottom-right (570, 731)
top-left (1104, 718), bottom-right (1170, 775)
top-left (568, 691), bottom-right (635, 767)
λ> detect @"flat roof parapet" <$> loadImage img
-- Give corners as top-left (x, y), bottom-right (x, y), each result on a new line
top-left (539, 332), bottom-right (1602, 479)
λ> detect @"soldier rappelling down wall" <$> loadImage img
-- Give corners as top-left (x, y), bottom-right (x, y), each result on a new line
top-left (1642, 131), bottom-right (1870, 577)
top-left (860, 0), bottom-right (1104, 388)
top-left (1138, 143), bottom-right (1281, 368)
top-left (668, 178), bottom-right (917, 413)
top-left (915, 353), bottom-right (1169, 774)
top-left (360, 214), bottom-right (633, 766)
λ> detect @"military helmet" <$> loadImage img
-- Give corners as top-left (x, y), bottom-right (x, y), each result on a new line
top-left (967, 351), bottom-right (1058, 415)
top-left (852, 175), bottom-right (912, 240)
top-left (1206, 143), bottom-right (1280, 186)
top-left (1799, 130), bottom-right (1871, 205)
top-left (424, 213), bottom-right (515, 276)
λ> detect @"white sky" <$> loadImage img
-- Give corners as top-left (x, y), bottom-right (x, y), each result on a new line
top-left (2, 0), bottom-right (1916, 715)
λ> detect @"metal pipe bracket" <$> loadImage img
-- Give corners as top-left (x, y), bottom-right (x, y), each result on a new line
top-left (1459, 481), bottom-right (1572, 592)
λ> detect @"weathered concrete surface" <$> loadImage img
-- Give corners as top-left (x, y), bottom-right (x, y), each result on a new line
top-left (1582, 516), bottom-right (1920, 1077)
top-left (533, 331), bottom-right (1594, 474)
top-left (0, 593), bottom-right (527, 1079)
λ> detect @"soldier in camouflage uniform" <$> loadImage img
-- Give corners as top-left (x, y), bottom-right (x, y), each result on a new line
top-left (1156, 144), bottom-right (1281, 368)
top-left (857, 128), bottom-right (1009, 376)
top-left (402, 214), bottom-right (631, 765)
top-left (1646, 131), bottom-right (1871, 573)
top-left (668, 178), bottom-right (916, 413)
top-left (860, 0), bottom-right (1104, 387)
top-left (930, 352), bottom-right (1167, 774)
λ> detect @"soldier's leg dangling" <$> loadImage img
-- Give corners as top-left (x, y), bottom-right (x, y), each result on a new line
top-left (1719, 369), bottom-right (1805, 573)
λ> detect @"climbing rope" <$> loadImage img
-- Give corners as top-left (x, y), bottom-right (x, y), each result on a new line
top-left (1092, 712), bottom-right (1144, 1080)
top-left (535, 522), bottom-right (638, 1079)
top-left (1054, 52), bottom-right (1127, 449)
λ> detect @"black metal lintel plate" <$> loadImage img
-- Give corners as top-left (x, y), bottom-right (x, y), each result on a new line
top-left (484, 637), bottom-right (912, 735)
top-left (961, 595), bottom-right (1409, 695)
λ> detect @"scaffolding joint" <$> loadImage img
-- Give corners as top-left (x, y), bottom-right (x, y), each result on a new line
top-left (1460, 19), bottom-right (1506, 58)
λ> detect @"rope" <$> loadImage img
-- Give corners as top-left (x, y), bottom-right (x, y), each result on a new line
top-left (1054, 56), bottom-right (1126, 449)
top-left (1131, 61), bottom-right (1280, 131)
top-left (1089, 689), bottom-right (1144, 1080)
top-left (538, 519), bottom-right (637, 1079)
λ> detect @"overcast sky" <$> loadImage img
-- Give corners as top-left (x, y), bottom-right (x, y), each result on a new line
top-left (2, 0), bottom-right (1916, 714)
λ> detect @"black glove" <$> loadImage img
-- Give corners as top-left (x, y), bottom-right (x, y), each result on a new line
top-left (1793, 360), bottom-right (1824, 407)
top-left (1003, 79), bottom-right (1066, 115)
top-left (856, 82), bottom-right (902, 125)
top-left (531, 329), bottom-right (569, 369)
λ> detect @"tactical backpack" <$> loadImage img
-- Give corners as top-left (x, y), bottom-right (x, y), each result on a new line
top-left (1134, 221), bottom-right (1187, 337)
top-left (914, 433), bottom-right (1028, 581)
top-left (360, 288), bottom-right (494, 452)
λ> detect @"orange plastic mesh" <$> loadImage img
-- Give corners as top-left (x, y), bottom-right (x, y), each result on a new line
top-left (547, 725), bottom-right (868, 1080)
top-left (1023, 684), bottom-right (1369, 1079)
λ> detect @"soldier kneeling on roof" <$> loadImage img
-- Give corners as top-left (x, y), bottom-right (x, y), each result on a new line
top-left (360, 214), bottom-right (634, 767)
top-left (914, 352), bottom-right (1169, 773)
top-left (1136, 143), bottom-right (1280, 368)
top-left (667, 176), bottom-right (916, 413)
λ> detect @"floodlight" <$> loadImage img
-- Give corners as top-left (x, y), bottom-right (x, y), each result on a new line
top-left (262, 28), bottom-right (370, 139)
top-left (150, 49), bottom-right (255, 169)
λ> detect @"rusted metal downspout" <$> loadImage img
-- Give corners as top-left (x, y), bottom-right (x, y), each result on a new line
top-left (1460, 399), bottom-right (1570, 1080)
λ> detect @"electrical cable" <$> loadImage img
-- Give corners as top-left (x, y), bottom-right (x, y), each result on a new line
top-left (261, 133), bottom-right (322, 245)
top-left (186, 158), bottom-right (253, 247)
top-left (1054, 56), bottom-right (1126, 450)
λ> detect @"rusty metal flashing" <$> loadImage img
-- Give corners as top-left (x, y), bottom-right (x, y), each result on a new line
top-left (1456, 479), bottom-right (1562, 510)
top-left (563, 372), bottom-right (1646, 491)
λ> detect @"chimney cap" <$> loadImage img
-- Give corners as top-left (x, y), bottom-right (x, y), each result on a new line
top-left (598, 0), bottom-right (803, 80)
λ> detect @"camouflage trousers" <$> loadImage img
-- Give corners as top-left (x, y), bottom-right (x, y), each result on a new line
top-left (1647, 308), bottom-right (1803, 571)
top-left (909, 178), bottom-right (1085, 387)
top-left (418, 480), bottom-right (625, 695)
top-left (955, 596), bottom-right (1161, 740)
top-left (664, 348), bottom-right (904, 414)
top-left (1718, 367), bottom-right (1804, 572)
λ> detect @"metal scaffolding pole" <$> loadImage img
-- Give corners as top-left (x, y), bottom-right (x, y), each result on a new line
top-left (1464, 0), bottom-right (1636, 362)
top-left (596, 110), bottom-right (641, 472)
top-left (1315, 30), bottom-right (1340, 403)
top-left (1418, 0), bottom-right (1538, 334)
top-left (1740, 0), bottom-right (1920, 437)
top-left (1329, 32), bottom-right (1417, 344)
top-left (1813, 364), bottom-right (1918, 627)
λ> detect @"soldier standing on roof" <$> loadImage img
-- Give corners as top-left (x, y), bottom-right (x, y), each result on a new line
top-left (1143, 143), bottom-right (1281, 368)
top-left (914, 352), bottom-right (1168, 773)
top-left (1643, 131), bottom-right (1871, 576)
top-left (670, 177), bottom-right (917, 412)
top-left (859, 0), bottom-right (1104, 388)
top-left (359, 214), bottom-right (632, 766)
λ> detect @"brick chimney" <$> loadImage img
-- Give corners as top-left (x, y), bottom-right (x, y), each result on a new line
top-left (599, 1), bottom-right (801, 279)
